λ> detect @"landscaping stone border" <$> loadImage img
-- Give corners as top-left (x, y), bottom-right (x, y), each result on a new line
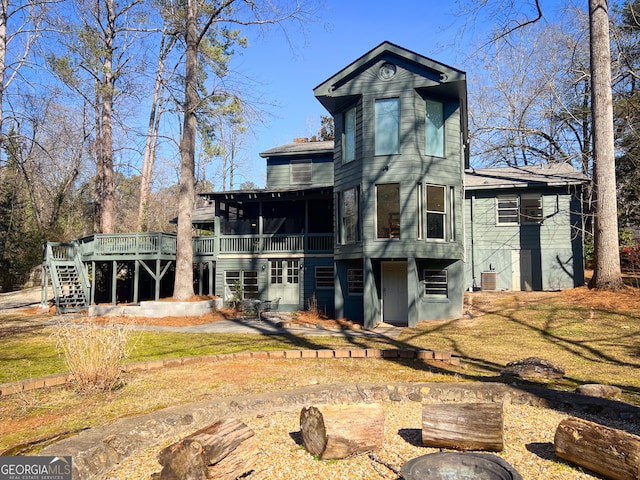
top-left (38, 381), bottom-right (640, 480)
top-left (88, 299), bottom-right (224, 318)
top-left (0, 348), bottom-right (460, 396)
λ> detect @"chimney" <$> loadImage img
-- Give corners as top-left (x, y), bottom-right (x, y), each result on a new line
top-left (293, 137), bottom-right (309, 144)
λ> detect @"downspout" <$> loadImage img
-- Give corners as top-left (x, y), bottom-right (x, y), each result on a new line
top-left (469, 191), bottom-right (476, 291)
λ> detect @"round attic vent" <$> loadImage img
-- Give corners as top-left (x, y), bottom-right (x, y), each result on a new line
top-left (379, 62), bottom-right (396, 80)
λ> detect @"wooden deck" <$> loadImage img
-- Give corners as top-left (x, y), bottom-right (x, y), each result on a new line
top-left (72, 232), bottom-right (333, 260)
top-left (43, 232), bottom-right (334, 311)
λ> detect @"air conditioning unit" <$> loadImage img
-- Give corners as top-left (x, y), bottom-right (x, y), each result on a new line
top-left (481, 271), bottom-right (498, 291)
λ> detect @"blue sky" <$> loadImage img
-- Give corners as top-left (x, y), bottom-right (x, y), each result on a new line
top-left (229, 0), bottom-right (572, 188)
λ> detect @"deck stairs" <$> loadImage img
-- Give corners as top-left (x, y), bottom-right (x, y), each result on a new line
top-left (44, 242), bottom-right (90, 313)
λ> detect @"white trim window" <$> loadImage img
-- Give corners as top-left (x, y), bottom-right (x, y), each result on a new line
top-left (520, 194), bottom-right (543, 223)
top-left (225, 270), bottom-right (258, 299)
top-left (496, 195), bottom-right (519, 225)
top-left (426, 184), bottom-right (446, 240)
top-left (496, 194), bottom-right (543, 225)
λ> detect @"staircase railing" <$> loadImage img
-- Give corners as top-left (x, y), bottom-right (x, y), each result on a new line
top-left (44, 242), bottom-right (90, 313)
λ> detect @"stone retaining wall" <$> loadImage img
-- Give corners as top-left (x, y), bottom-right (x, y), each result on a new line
top-left (88, 298), bottom-right (223, 318)
top-left (38, 381), bottom-right (640, 480)
top-left (0, 348), bottom-right (459, 396)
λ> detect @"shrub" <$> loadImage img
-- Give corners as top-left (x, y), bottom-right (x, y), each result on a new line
top-left (52, 318), bottom-right (132, 394)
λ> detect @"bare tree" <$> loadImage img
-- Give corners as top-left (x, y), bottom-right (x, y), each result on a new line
top-left (469, 19), bottom-right (591, 170)
top-left (48, 0), bottom-right (146, 233)
top-left (460, 0), bottom-right (624, 290)
top-left (137, 21), bottom-right (177, 231)
top-left (0, 0), bottom-right (50, 145)
top-left (172, 0), bottom-right (310, 300)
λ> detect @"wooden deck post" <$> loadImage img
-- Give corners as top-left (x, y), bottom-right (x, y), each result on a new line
top-left (111, 260), bottom-right (117, 305)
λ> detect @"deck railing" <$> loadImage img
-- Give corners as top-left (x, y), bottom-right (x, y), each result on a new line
top-left (51, 232), bottom-right (333, 261)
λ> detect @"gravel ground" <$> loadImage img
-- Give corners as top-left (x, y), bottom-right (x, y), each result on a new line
top-left (104, 402), bottom-right (613, 480)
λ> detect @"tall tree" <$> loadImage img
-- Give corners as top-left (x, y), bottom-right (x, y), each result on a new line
top-left (48, 0), bottom-right (145, 233)
top-left (587, 0), bottom-right (625, 289)
top-left (172, 0), bottom-right (308, 300)
top-left (137, 20), bottom-right (177, 231)
top-left (460, 0), bottom-right (624, 290)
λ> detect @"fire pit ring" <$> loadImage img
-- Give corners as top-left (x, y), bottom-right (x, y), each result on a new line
top-left (401, 452), bottom-right (522, 480)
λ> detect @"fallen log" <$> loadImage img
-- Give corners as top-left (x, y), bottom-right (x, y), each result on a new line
top-left (554, 416), bottom-right (640, 480)
top-left (157, 418), bottom-right (258, 480)
top-left (422, 402), bottom-right (504, 451)
top-left (299, 403), bottom-right (384, 460)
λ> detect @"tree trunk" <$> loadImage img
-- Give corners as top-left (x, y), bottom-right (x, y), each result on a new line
top-left (588, 0), bottom-right (625, 290)
top-left (421, 402), bottom-right (504, 452)
top-left (138, 30), bottom-right (171, 232)
top-left (299, 403), bottom-right (384, 460)
top-left (157, 419), bottom-right (258, 480)
top-left (173, 0), bottom-right (198, 300)
top-left (554, 416), bottom-right (640, 480)
top-left (0, 0), bottom-right (7, 144)
top-left (99, 0), bottom-right (116, 234)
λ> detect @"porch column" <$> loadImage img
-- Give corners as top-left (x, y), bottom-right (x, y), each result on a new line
top-left (133, 260), bottom-right (140, 304)
top-left (155, 258), bottom-right (161, 300)
top-left (363, 256), bottom-right (378, 329)
top-left (111, 260), bottom-right (117, 305)
top-left (407, 257), bottom-right (419, 328)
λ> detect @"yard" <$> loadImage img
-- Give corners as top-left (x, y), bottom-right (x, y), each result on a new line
top-left (0, 284), bottom-right (639, 472)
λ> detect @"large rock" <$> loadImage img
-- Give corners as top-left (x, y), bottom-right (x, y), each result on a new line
top-left (575, 384), bottom-right (622, 400)
top-left (500, 357), bottom-right (565, 381)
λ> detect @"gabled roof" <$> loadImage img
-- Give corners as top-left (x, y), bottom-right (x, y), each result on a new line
top-left (260, 140), bottom-right (333, 158)
top-left (313, 41), bottom-right (467, 113)
top-left (465, 163), bottom-right (589, 190)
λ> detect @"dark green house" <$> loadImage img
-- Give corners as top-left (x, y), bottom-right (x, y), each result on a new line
top-left (198, 41), bottom-right (470, 328)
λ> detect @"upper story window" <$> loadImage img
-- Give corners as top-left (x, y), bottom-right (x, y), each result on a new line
top-left (343, 107), bottom-right (356, 163)
top-left (375, 98), bottom-right (399, 155)
top-left (426, 184), bottom-right (445, 240)
top-left (340, 187), bottom-right (360, 244)
top-left (520, 194), bottom-right (543, 223)
top-left (291, 160), bottom-right (312, 184)
top-left (425, 99), bottom-right (444, 157)
top-left (496, 195), bottom-right (519, 225)
top-left (496, 194), bottom-right (543, 225)
top-left (376, 183), bottom-right (401, 239)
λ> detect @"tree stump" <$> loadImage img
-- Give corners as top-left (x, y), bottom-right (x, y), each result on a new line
top-left (157, 418), bottom-right (258, 480)
top-left (422, 402), bottom-right (504, 451)
top-left (299, 403), bottom-right (384, 460)
top-left (554, 416), bottom-right (640, 480)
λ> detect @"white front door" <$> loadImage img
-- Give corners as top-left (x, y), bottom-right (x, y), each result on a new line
top-left (382, 261), bottom-right (408, 325)
top-left (268, 259), bottom-right (300, 304)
